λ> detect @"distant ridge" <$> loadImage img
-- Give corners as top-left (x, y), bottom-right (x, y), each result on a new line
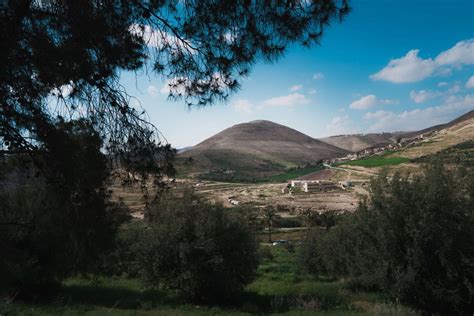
top-left (319, 110), bottom-right (474, 152)
top-left (401, 110), bottom-right (474, 139)
top-left (319, 133), bottom-right (400, 153)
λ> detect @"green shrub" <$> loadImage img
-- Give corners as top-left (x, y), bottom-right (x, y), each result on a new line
top-left (0, 121), bottom-right (119, 300)
top-left (137, 189), bottom-right (260, 303)
top-left (99, 221), bottom-right (144, 278)
top-left (276, 217), bottom-right (302, 228)
top-left (300, 159), bottom-right (474, 313)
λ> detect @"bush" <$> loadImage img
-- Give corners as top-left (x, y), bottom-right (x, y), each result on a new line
top-left (0, 121), bottom-right (119, 299)
top-left (99, 221), bottom-right (144, 278)
top-left (138, 190), bottom-right (260, 303)
top-left (299, 159), bottom-right (474, 313)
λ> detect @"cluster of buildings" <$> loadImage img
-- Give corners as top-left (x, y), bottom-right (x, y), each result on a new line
top-left (325, 143), bottom-right (400, 165)
top-left (289, 180), bottom-right (352, 193)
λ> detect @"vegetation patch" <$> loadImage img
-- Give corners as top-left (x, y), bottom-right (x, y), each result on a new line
top-left (413, 140), bottom-right (474, 166)
top-left (266, 165), bottom-right (324, 182)
top-left (338, 156), bottom-right (410, 167)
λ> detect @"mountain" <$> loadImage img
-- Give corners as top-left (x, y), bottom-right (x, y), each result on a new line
top-left (401, 110), bottom-right (474, 139)
top-left (393, 110), bottom-right (474, 159)
top-left (179, 120), bottom-right (348, 179)
top-left (319, 133), bottom-right (401, 153)
top-left (318, 110), bottom-right (474, 153)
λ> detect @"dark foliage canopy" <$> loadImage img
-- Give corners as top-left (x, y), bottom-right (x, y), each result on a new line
top-left (1, 0), bottom-right (349, 174)
top-left (298, 160), bottom-right (474, 313)
top-left (0, 120), bottom-right (125, 298)
top-left (139, 190), bottom-right (260, 303)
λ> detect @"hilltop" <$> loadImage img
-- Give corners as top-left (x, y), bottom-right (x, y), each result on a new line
top-left (177, 110), bottom-right (474, 181)
top-left (179, 120), bottom-right (348, 180)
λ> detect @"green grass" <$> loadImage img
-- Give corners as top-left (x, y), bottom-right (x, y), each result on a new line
top-left (338, 156), bottom-right (410, 168)
top-left (266, 165), bottom-right (324, 182)
top-left (5, 248), bottom-right (400, 315)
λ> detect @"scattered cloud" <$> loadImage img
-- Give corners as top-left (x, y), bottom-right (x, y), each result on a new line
top-left (53, 83), bottom-right (74, 98)
top-left (448, 84), bottom-right (461, 94)
top-left (325, 115), bottom-right (361, 135)
top-left (160, 74), bottom-right (227, 96)
top-left (437, 81), bottom-right (449, 87)
top-left (129, 24), bottom-right (196, 53)
top-left (308, 89), bottom-right (317, 95)
top-left (466, 76), bottom-right (474, 89)
top-left (364, 94), bottom-right (474, 132)
top-left (370, 39), bottom-right (474, 83)
top-left (370, 50), bottom-right (437, 83)
top-left (435, 40), bottom-right (474, 66)
top-left (223, 32), bottom-right (238, 43)
top-left (233, 99), bottom-right (254, 113)
top-left (313, 72), bottom-right (324, 80)
top-left (349, 94), bottom-right (398, 110)
top-left (290, 84), bottom-right (303, 92)
top-left (262, 93), bottom-right (310, 107)
top-left (409, 90), bottom-right (441, 103)
top-left (147, 85), bottom-right (159, 97)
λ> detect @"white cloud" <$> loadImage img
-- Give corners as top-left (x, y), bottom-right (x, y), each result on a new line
top-left (364, 94), bottom-right (474, 132)
top-left (129, 24), bottom-right (196, 53)
top-left (325, 115), bottom-right (361, 135)
top-left (313, 72), bottom-right (324, 80)
top-left (308, 89), bottom-right (317, 95)
top-left (160, 77), bottom-right (190, 95)
top-left (52, 82), bottom-right (74, 98)
top-left (370, 39), bottom-right (474, 83)
top-left (370, 50), bottom-right (436, 83)
top-left (466, 76), bottom-right (474, 89)
top-left (147, 85), bottom-right (159, 97)
top-left (448, 84), bottom-right (461, 94)
top-left (223, 32), bottom-right (238, 43)
top-left (350, 95), bottom-right (377, 110)
top-left (233, 99), bottom-right (253, 113)
top-left (262, 93), bottom-right (310, 107)
top-left (409, 90), bottom-right (441, 104)
top-left (437, 81), bottom-right (449, 87)
top-left (435, 40), bottom-right (474, 66)
top-left (349, 94), bottom-right (398, 110)
top-left (290, 84), bottom-right (303, 92)
top-left (160, 73), bottom-right (227, 96)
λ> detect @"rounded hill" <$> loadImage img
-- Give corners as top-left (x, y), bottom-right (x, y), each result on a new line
top-left (179, 120), bottom-right (348, 179)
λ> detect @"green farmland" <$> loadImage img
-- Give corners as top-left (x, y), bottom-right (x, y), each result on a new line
top-left (338, 156), bottom-right (410, 168)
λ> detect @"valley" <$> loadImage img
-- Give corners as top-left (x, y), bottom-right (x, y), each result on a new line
top-left (114, 109), bottom-right (474, 236)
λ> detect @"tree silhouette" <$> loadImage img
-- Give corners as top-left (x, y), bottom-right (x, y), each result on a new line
top-left (1, 0), bottom-right (350, 175)
top-left (261, 206), bottom-right (280, 243)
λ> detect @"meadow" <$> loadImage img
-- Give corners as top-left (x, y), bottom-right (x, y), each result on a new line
top-left (5, 247), bottom-right (413, 316)
top-left (338, 155), bottom-right (410, 168)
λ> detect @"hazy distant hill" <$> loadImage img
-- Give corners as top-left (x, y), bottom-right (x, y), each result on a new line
top-left (393, 110), bottom-right (474, 159)
top-left (318, 110), bottom-right (474, 153)
top-left (179, 120), bottom-right (348, 178)
top-left (401, 110), bottom-right (474, 139)
top-left (318, 133), bottom-right (401, 153)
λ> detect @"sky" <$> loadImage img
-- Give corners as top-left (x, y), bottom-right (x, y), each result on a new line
top-left (120, 0), bottom-right (474, 149)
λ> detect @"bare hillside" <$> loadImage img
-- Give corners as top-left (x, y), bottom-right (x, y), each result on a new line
top-left (394, 111), bottom-right (474, 159)
top-left (180, 120), bottom-right (348, 178)
top-left (319, 133), bottom-right (399, 153)
top-left (319, 110), bottom-right (474, 153)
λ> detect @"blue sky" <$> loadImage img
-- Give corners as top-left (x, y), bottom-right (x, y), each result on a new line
top-left (120, 0), bottom-right (474, 148)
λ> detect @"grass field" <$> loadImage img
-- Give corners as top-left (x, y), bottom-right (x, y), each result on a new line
top-left (266, 165), bottom-right (324, 182)
top-left (5, 247), bottom-right (419, 315)
top-left (338, 155), bottom-right (410, 168)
